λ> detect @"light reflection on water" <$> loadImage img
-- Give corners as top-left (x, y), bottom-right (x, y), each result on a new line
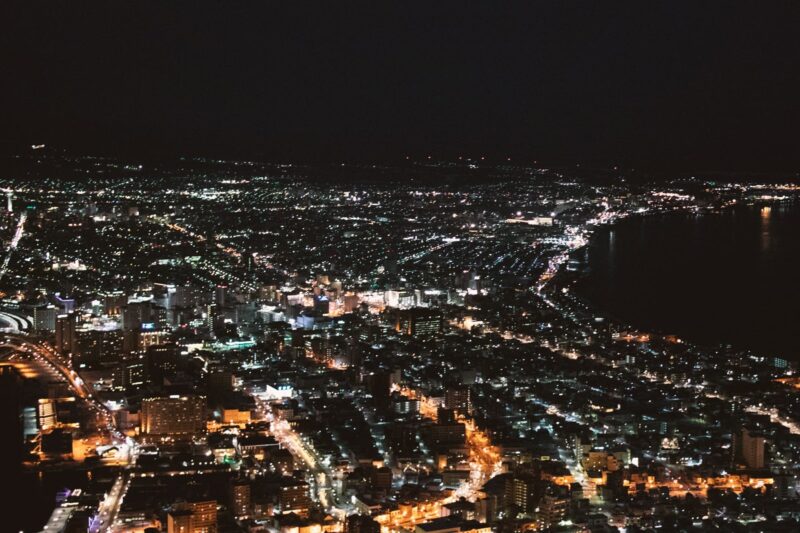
top-left (578, 203), bottom-right (800, 359)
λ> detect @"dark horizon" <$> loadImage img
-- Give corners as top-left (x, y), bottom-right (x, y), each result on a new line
top-left (3, 2), bottom-right (800, 173)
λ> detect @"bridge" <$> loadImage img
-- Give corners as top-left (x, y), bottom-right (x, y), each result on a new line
top-left (0, 332), bottom-right (123, 442)
top-left (0, 323), bottom-right (133, 532)
top-left (0, 309), bottom-right (31, 333)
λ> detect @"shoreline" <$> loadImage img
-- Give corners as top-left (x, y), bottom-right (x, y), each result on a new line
top-left (547, 198), bottom-right (799, 363)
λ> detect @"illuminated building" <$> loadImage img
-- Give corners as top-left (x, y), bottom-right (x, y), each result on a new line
top-left (279, 477), bottom-right (311, 517)
top-left (424, 420), bottom-right (466, 448)
top-left (55, 313), bottom-right (77, 356)
top-left (146, 343), bottom-right (179, 384)
top-left (37, 397), bottom-right (79, 430)
top-left (238, 434), bottom-right (280, 458)
top-left (190, 500), bottom-right (217, 533)
top-left (442, 500), bottom-right (477, 521)
top-left (222, 408), bottom-right (250, 426)
top-left (102, 291), bottom-right (127, 316)
top-left (32, 304), bottom-right (58, 332)
top-left (140, 328), bottom-right (170, 350)
top-left (733, 427), bottom-right (766, 469)
top-left (174, 284), bottom-right (204, 309)
top-left (391, 394), bottom-right (420, 415)
top-left (506, 475), bottom-right (538, 515)
top-left (141, 395), bottom-right (207, 437)
top-left (75, 329), bottom-right (124, 365)
top-left (206, 303), bottom-right (225, 333)
top-left (215, 284), bottom-right (228, 307)
top-left (168, 508), bottom-right (195, 533)
top-left (168, 500), bottom-right (217, 533)
top-left (343, 293), bottom-right (360, 313)
top-left (445, 386), bottom-right (472, 416)
top-left (395, 308), bottom-right (443, 337)
top-left (114, 358), bottom-right (147, 390)
top-left (122, 299), bottom-right (153, 331)
top-left (38, 397), bottom-right (57, 430)
top-left (230, 479), bottom-right (251, 518)
top-left (537, 491), bottom-right (568, 528)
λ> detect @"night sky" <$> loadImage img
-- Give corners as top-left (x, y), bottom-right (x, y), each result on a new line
top-left (3, 2), bottom-right (800, 170)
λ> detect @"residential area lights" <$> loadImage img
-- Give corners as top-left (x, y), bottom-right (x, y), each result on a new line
top-left (1, 155), bottom-right (798, 532)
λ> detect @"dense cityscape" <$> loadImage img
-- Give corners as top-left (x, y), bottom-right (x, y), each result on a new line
top-left (1, 150), bottom-right (799, 533)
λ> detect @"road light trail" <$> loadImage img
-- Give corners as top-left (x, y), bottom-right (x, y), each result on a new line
top-left (0, 334), bottom-right (124, 442)
top-left (0, 212), bottom-right (26, 281)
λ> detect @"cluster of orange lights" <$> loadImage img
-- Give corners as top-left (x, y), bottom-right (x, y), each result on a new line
top-left (775, 377), bottom-right (800, 390)
top-left (374, 500), bottom-right (443, 532)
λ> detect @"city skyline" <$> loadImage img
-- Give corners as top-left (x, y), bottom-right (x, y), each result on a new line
top-left (0, 155), bottom-right (797, 532)
top-left (3, 3), bottom-right (800, 533)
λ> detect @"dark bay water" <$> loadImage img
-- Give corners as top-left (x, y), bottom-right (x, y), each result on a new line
top-left (577, 203), bottom-right (800, 360)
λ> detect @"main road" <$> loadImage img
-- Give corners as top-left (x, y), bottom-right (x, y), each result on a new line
top-left (0, 333), bottom-right (123, 441)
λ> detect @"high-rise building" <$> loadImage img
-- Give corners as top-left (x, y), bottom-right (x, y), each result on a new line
top-left (55, 313), bottom-right (77, 357)
top-left (215, 285), bottom-right (228, 307)
top-left (229, 479), bottom-right (251, 518)
top-left (75, 329), bottom-right (124, 365)
top-left (734, 427), bottom-right (766, 469)
top-left (141, 395), bottom-right (207, 437)
top-left (146, 343), bottom-right (179, 385)
top-left (395, 308), bottom-right (443, 337)
top-left (37, 397), bottom-right (57, 430)
top-left (424, 420), bottom-right (466, 449)
top-left (206, 304), bottom-right (225, 333)
top-left (538, 491), bottom-right (568, 527)
top-left (371, 466), bottom-right (393, 491)
top-left (189, 500), bottom-right (217, 533)
top-left (506, 475), bottom-right (538, 515)
top-left (114, 358), bottom-right (147, 391)
top-left (32, 305), bottom-right (58, 332)
top-left (445, 385), bottom-right (472, 416)
top-left (279, 477), bottom-right (311, 517)
top-left (207, 369), bottom-right (235, 394)
top-left (174, 284), bottom-right (203, 309)
top-left (102, 292), bottom-right (127, 316)
top-left (366, 371), bottom-right (392, 409)
top-left (122, 300), bottom-right (152, 331)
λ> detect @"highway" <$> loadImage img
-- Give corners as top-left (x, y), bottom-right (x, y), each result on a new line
top-left (257, 397), bottom-right (347, 517)
top-left (1, 332), bottom-right (135, 531)
top-left (90, 473), bottom-right (129, 533)
top-left (0, 334), bottom-right (123, 441)
top-left (0, 211), bottom-right (26, 281)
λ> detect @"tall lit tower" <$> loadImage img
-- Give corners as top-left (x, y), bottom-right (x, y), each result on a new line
top-left (5, 190), bottom-right (12, 213)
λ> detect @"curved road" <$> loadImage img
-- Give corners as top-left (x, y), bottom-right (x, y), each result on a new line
top-left (0, 333), bottom-right (122, 441)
